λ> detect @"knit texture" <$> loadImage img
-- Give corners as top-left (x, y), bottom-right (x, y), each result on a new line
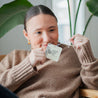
top-left (0, 41), bottom-right (98, 98)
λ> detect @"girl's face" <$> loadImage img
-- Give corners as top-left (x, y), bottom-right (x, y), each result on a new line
top-left (24, 14), bottom-right (58, 51)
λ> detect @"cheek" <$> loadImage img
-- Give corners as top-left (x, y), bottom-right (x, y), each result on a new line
top-left (29, 35), bottom-right (42, 47)
top-left (52, 32), bottom-right (58, 41)
top-left (32, 37), bottom-right (42, 45)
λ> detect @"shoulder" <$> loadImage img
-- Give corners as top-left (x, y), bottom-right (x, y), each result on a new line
top-left (11, 49), bottom-right (30, 56)
top-left (59, 43), bottom-right (81, 67)
top-left (6, 49), bottom-right (30, 58)
top-left (58, 42), bottom-right (75, 53)
top-left (57, 42), bottom-right (67, 48)
top-left (59, 42), bottom-right (79, 59)
top-left (1, 50), bottom-right (30, 65)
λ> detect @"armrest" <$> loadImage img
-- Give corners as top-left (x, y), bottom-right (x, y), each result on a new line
top-left (80, 89), bottom-right (98, 98)
top-left (0, 55), bottom-right (6, 61)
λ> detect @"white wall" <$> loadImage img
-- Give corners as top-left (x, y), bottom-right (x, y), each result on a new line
top-left (0, 0), bottom-right (52, 55)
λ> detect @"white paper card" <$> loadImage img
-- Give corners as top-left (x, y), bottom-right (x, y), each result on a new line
top-left (45, 43), bottom-right (62, 62)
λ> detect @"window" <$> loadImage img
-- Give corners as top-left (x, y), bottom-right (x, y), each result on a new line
top-left (52, 0), bottom-right (85, 45)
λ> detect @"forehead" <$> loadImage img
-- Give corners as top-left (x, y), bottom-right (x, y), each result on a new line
top-left (26, 14), bottom-right (57, 29)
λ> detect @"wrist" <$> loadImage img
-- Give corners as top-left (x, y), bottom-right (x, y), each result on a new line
top-left (74, 40), bottom-right (95, 64)
top-left (28, 56), bottom-right (38, 72)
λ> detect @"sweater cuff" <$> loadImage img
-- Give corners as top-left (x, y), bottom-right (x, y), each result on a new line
top-left (12, 56), bottom-right (38, 83)
top-left (74, 40), bottom-right (96, 65)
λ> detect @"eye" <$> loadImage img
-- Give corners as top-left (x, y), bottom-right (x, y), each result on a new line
top-left (36, 31), bottom-right (42, 34)
top-left (49, 29), bottom-right (55, 32)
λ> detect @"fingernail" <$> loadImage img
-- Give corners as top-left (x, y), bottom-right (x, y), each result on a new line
top-left (78, 46), bottom-right (81, 49)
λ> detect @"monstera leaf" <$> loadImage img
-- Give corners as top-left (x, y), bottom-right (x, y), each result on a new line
top-left (0, 0), bottom-right (32, 38)
top-left (82, 0), bottom-right (98, 35)
top-left (86, 0), bottom-right (98, 16)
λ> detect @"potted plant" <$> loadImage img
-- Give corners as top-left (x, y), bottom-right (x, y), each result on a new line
top-left (0, 0), bottom-right (98, 39)
top-left (0, 0), bottom-right (32, 38)
top-left (67, 0), bottom-right (98, 38)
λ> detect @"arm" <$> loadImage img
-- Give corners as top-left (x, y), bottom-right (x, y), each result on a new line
top-left (0, 50), bottom-right (38, 92)
top-left (78, 41), bottom-right (98, 89)
top-left (70, 34), bottom-right (98, 89)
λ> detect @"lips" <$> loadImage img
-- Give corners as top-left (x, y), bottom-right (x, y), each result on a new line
top-left (44, 44), bottom-right (48, 46)
top-left (42, 44), bottom-right (48, 50)
top-left (43, 45), bottom-right (48, 48)
top-left (42, 43), bottom-right (48, 46)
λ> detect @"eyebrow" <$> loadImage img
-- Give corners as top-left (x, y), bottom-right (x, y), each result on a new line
top-left (33, 26), bottom-right (57, 31)
top-left (48, 26), bottom-right (57, 29)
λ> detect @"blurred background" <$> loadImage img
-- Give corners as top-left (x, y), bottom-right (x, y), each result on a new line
top-left (0, 0), bottom-right (98, 57)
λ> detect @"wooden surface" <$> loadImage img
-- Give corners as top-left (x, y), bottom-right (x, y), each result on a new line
top-left (80, 89), bottom-right (98, 98)
top-left (0, 55), bottom-right (6, 61)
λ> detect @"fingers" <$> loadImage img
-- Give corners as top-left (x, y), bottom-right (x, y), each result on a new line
top-left (36, 56), bottom-right (46, 64)
top-left (70, 34), bottom-right (89, 49)
top-left (29, 48), bottom-right (46, 66)
top-left (34, 48), bottom-right (45, 55)
top-left (70, 34), bottom-right (82, 42)
top-left (70, 35), bottom-right (75, 45)
top-left (34, 51), bottom-right (46, 62)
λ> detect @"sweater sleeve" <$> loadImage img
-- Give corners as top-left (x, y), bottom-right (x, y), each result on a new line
top-left (74, 41), bottom-right (98, 89)
top-left (0, 50), bottom-right (38, 92)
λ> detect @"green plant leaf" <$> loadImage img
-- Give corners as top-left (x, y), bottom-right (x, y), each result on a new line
top-left (0, 0), bottom-right (32, 38)
top-left (86, 0), bottom-right (98, 16)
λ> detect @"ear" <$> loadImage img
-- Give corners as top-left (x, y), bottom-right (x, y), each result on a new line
top-left (23, 29), bottom-right (29, 40)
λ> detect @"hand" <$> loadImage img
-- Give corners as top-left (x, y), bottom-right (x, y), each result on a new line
top-left (70, 34), bottom-right (89, 49)
top-left (29, 48), bottom-right (46, 67)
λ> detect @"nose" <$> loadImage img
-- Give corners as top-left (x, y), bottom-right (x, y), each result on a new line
top-left (42, 32), bottom-right (51, 42)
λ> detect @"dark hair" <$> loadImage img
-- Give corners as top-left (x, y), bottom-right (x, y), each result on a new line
top-left (24, 5), bottom-right (58, 31)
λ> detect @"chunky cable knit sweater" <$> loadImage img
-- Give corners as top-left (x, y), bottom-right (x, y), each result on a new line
top-left (0, 41), bottom-right (98, 98)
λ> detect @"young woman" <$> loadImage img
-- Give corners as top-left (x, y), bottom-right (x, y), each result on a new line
top-left (0, 5), bottom-right (98, 98)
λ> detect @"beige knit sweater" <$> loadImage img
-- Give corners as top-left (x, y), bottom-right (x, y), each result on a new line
top-left (0, 41), bottom-right (98, 98)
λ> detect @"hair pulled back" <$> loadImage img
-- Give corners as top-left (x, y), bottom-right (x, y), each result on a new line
top-left (24, 5), bottom-right (57, 31)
